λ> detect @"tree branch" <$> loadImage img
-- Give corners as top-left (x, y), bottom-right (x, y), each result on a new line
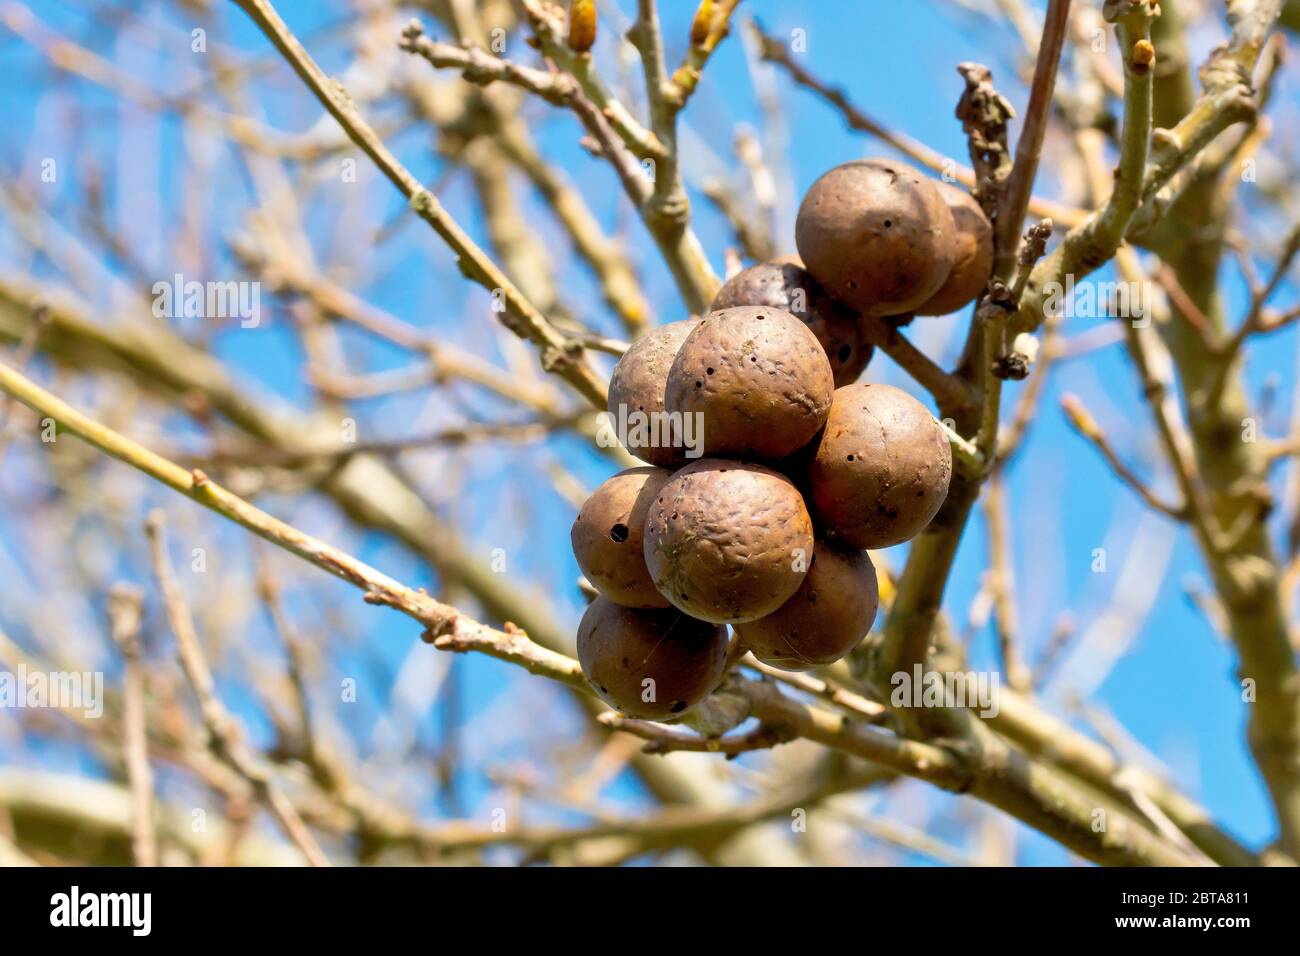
top-left (1059, 392), bottom-right (1189, 520)
top-left (0, 359), bottom-right (1203, 866)
top-left (994, 0), bottom-right (1073, 274)
top-left (145, 511), bottom-right (332, 867)
top-left (666, 0), bottom-right (744, 110)
top-left (106, 586), bottom-right (156, 868)
top-left (520, 0), bottom-right (720, 312)
top-left (228, 0), bottom-right (608, 407)
top-left (751, 19), bottom-right (1086, 229)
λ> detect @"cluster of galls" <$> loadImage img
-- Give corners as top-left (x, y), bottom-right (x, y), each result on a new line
top-left (572, 158), bottom-right (993, 720)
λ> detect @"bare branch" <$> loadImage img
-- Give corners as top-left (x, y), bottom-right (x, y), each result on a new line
top-left (229, 0), bottom-right (608, 407)
top-left (994, 0), bottom-right (1073, 273)
top-left (145, 511), bottom-right (332, 868)
top-left (1059, 392), bottom-right (1188, 520)
top-left (751, 20), bottom-right (1085, 229)
top-left (107, 585), bottom-right (156, 868)
top-left (598, 711), bottom-right (792, 758)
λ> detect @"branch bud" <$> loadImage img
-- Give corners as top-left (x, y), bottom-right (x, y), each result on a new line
top-left (690, 0), bottom-right (718, 47)
top-left (1130, 38), bottom-right (1156, 75)
top-left (1059, 393), bottom-right (1101, 439)
top-left (568, 0), bottom-right (597, 54)
top-left (1018, 219), bottom-right (1054, 268)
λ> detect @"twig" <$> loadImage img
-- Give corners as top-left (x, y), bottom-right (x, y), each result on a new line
top-left (1115, 251), bottom-right (1229, 557)
top-left (494, 123), bottom-right (650, 333)
top-left (995, 303), bottom-right (1064, 467)
top-left (0, 302), bottom-right (50, 468)
top-left (666, 0), bottom-right (744, 109)
top-left (520, 0), bottom-right (720, 312)
top-left (0, 3), bottom-right (380, 164)
top-left (402, 25), bottom-right (713, 315)
top-left (994, 0), bottom-right (1072, 273)
top-left (823, 802), bottom-right (985, 868)
top-left (252, 554), bottom-right (448, 850)
top-left (1012, 0), bottom-right (1264, 339)
top-left (401, 762), bottom-right (877, 862)
top-left (981, 476), bottom-right (1033, 690)
top-left (144, 511), bottom-right (332, 868)
top-left (1152, 264), bottom-right (1219, 352)
top-left (107, 585), bottom-right (156, 868)
top-left (0, 360), bottom-right (1199, 866)
top-left (571, 332), bottom-right (631, 356)
top-left (974, 0), bottom-right (1069, 475)
top-left (598, 711), bottom-right (791, 758)
top-left (1212, 224), bottom-right (1300, 377)
top-left (0, 358), bottom-right (586, 687)
top-left (977, 221), bottom-right (1054, 465)
top-left (253, 554), bottom-right (317, 755)
top-left (233, 239), bottom-right (567, 414)
top-left (857, 313), bottom-right (978, 416)
top-left (228, 0), bottom-right (607, 407)
top-left (628, 0), bottom-right (674, 203)
top-left (738, 677), bottom-right (1198, 866)
top-left (750, 20), bottom-right (1085, 228)
top-left (1059, 392), bottom-right (1188, 520)
top-left (398, 11), bottom-right (645, 221)
top-left (992, 0), bottom-right (1043, 54)
top-left (185, 415), bottom-right (587, 470)
top-left (1031, 615), bottom-right (1078, 687)
top-left (625, 0), bottom-right (721, 312)
top-left (741, 654), bottom-right (887, 723)
top-left (699, 175), bottom-right (773, 263)
top-left (989, 688), bottom-right (1256, 865)
top-left (938, 419), bottom-right (985, 478)
top-left (518, 0), bottom-right (666, 161)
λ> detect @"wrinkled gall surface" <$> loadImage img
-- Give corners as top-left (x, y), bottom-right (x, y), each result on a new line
top-left (571, 466), bottom-right (673, 608)
top-left (916, 181), bottom-right (994, 316)
top-left (796, 158), bottom-right (955, 315)
top-left (711, 260), bottom-right (873, 387)
top-left (808, 383), bottom-right (953, 549)
top-left (644, 459), bottom-right (815, 623)
top-left (736, 540), bottom-right (879, 671)
top-left (607, 319), bottom-right (698, 468)
top-left (665, 306), bottom-right (834, 460)
top-left (577, 596), bottom-right (728, 719)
